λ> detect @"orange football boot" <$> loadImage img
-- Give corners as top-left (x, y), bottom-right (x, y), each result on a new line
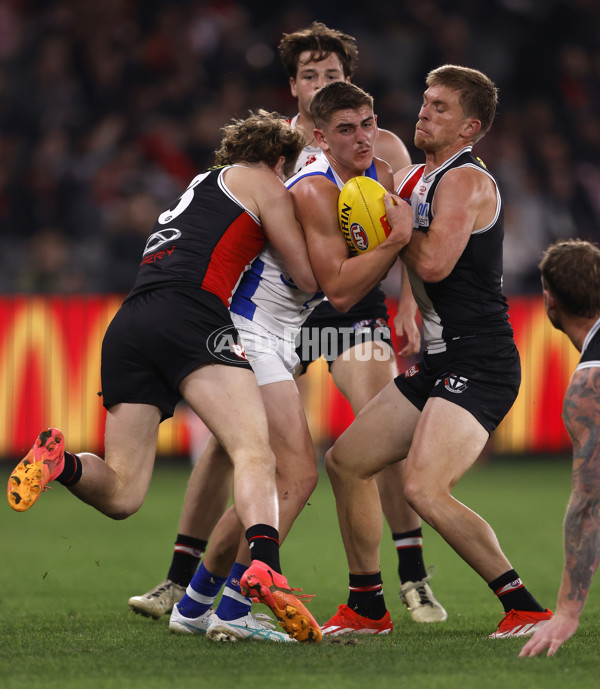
top-left (7, 428), bottom-right (65, 512)
top-left (240, 560), bottom-right (322, 643)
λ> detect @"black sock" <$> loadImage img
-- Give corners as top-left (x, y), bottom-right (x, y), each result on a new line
top-left (488, 569), bottom-right (545, 612)
top-left (246, 524), bottom-right (281, 573)
top-left (393, 528), bottom-right (427, 583)
top-left (167, 535), bottom-right (207, 586)
top-left (347, 571), bottom-right (387, 620)
top-left (56, 451), bottom-right (82, 486)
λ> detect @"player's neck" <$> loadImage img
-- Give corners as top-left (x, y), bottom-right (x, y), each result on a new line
top-left (296, 111), bottom-right (317, 147)
top-left (323, 151), bottom-right (368, 185)
top-left (564, 315), bottom-right (599, 353)
top-left (423, 141), bottom-right (471, 174)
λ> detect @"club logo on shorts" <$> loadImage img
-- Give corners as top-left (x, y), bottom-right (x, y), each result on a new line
top-left (206, 325), bottom-right (249, 364)
top-left (436, 374), bottom-right (468, 393)
top-left (207, 323), bottom-right (278, 364)
top-left (403, 363), bottom-right (420, 378)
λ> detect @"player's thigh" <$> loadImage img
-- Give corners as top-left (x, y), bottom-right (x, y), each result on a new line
top-left (330, 381), bottom-right (420, 479)
top-left (180, 363), bottom-right (271, 458)
top-left (103, 402), bottom-right (162, 498)
top-left (260, 380), bottom-right (317, 480)
top-left (406, 397), bottom-right (489, 492)
top-left (330, 340), bottom-right (397, 413)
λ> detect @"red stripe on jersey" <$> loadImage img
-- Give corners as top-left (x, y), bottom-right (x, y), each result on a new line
top-left (396, 165), bottom-right (425, 200)
top-left (201, 212), bottom-right (265, 306)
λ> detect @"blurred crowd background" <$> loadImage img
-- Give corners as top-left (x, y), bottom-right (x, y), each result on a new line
top-left (0, 0), bottom-right (599, 297)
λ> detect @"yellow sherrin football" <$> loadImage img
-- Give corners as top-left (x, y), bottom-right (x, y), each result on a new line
top-left (338, 176), bottom-right (391, 255)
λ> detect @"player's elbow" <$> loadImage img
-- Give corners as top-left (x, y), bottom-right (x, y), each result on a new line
top-left (294, 273), bottom-right (319, 293)
top-left (326, 293), bottom-right (353, 313)
top-left (414, 261), bottom-right (449, 283)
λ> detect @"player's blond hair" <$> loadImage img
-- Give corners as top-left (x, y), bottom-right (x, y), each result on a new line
top-left (539, 239), bottom-right (600, 318)
top-left (426, 65), bottom-right (498, 143)
top-left (310, 81), bottom-right (373, 129)
top-left (214, 110), bottom-right (306, 179)
top-left (278, 21), bottom-right (358, 79)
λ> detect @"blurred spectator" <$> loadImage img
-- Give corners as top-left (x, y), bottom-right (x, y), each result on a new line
top-left (0, 0), bottom-right (598, 295)
top-left (17, 227), bottom-right (88, 293)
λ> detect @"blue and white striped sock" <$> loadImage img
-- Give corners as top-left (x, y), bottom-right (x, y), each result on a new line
top-left (214, 562), bottom-right (252, 621)
top-left (177, 561), bottom-right (226, 618)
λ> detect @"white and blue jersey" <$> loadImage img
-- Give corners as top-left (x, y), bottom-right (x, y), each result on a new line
top-left (229, 155), bottom-right (379, 341)
top-left (287, 115), bottom-right (322, 173)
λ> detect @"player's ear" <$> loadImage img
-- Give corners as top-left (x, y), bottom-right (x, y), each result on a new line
top-left (314, 128), bottom-right (328, 151)
top-left (542, 281), bottom-right (557, 316)
top-left (273, 156), bottom-right (286, 181)
top-left (462, 118), bottom-right (481, 140)
top-left (290, 76), bottom-right (297, 98)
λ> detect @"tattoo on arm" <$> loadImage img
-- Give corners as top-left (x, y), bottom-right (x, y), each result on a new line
top-left (562, 367), bottom-right (600, 610)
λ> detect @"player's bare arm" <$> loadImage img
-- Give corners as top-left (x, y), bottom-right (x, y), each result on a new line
top-left (520, 366), bottom-right (600, 657)
top-left (227, 165), bottom-right (318, 294)
top-left (561, 367), bottom-right (600, 615)
top-left (291, 174), bottom-right (411, 312)
top-left (394, 262), bottom-right (421, 357)
top-left (399, 167), bottom-right (496, 282)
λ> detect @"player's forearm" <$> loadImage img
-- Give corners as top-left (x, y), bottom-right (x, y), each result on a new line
top-left (397, 262), bottom-right (417, 313)
top-left (558, 495), bottom-right (600, 617)
top-left (325, 247), bottom-right (397, 312)
top-left (400, 232), bottom-right (450, 283)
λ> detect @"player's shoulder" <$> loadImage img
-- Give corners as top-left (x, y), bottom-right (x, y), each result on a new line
top-left (394, 163), bottom-right (424, 193)
top-left (436, 161), bottom-right (496, 201)
top-left (375, 128), bottom-right (411, 173)
top-left (373, 157), bottom-right (393, 190)
top-left (286, 155), bottom-right (333, 191)
top-left (565, 364), bottom-right (600, 432)
top-left (377, 127), bottom-right (405, 146)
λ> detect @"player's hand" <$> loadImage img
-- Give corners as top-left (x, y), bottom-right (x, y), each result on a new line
top-left (518, 614), bottom-right (578, 658)
top-left (383, 193), bottom-right (413, 249)
top-left (394, 310), bottom-right (420, 357)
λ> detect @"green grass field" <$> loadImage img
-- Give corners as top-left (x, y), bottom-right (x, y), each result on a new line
top-left (1, 456), bottom-right (599, 689)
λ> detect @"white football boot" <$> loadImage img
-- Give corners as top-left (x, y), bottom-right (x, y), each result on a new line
top-left (128, 579), bottom-right (185, 619)
top-left (399, 567), bottom-right (448, 623)
top-left (207, 611), bottom-right (297, 643)
top-left (168, 602), bottom-right (214, 634)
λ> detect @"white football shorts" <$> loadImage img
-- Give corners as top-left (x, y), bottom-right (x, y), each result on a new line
top-left (231, 313), bottom-right (300, 386)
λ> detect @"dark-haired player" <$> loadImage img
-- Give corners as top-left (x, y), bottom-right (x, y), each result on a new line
top-left (129, 23), bottom-right (446, 630)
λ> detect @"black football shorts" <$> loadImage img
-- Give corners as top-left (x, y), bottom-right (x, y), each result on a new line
top-left (394, 334), bottom-right (521, 434)
top-left (101, 287), bottom-right (252, 420)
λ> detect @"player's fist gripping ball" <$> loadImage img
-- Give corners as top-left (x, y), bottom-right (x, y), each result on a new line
top-left (338, 177), bottom-right (391, 255)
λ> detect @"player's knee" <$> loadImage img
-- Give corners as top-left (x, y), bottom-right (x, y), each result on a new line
top-left (279, 466), bottom-right (318, 506)
top-left (102, 493), bottom-right (144, 520)
top-left (402, 475), bottom-right (433, 516)
top-left (230, 446), bottom-right (276, 475)
top-left (325, 443), bottom-right (349, 482)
